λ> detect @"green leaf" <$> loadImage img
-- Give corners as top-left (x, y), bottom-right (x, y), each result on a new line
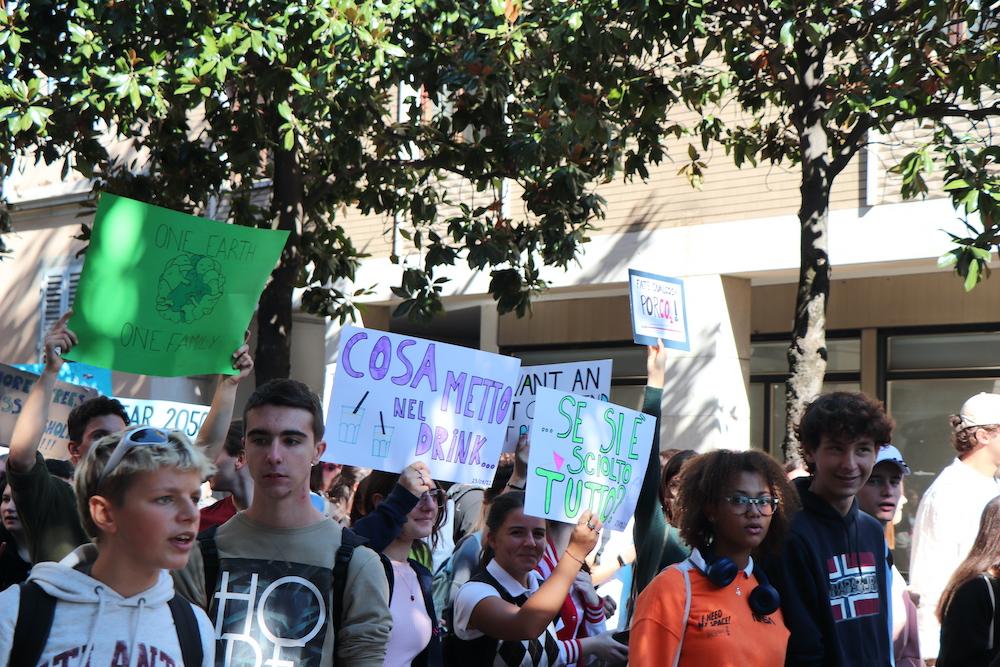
top-left (779, 21), bottom-right (794, 49)
top-left (943, 179), bottom-right (970, 191)
top-left (490, 0), bottom-right (505, 16)
top-left (567, 11), bottom-right (583, 31)
top-left (283, 129), bottom-right (295, 150)
top-left (964, 258), bottom-right (981, 291)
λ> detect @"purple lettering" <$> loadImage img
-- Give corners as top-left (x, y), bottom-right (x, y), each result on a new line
top-left (341, 332), bottom-right (367, 378)
top-left (468, 435), bottom-right (487, 465)
top-left (442, 371), bottom-right (467, 413)
top-left (410, 344), bottom-right (437, 391)
top-left (495, 386), bottom-right (513, 423)
top-left (391, 339), bottom-right (416, 386)
top-left (416, 422), bottom-right (432, 455)
top-left (431, 426), bottom-right (449, 460)
top-left (369, 335), bottom-right (392, 380)
top-left (463, 376), bottom-right (484, 417)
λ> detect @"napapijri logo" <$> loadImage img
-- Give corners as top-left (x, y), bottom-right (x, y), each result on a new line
top-left (827, 552), bottom-right (880, 622)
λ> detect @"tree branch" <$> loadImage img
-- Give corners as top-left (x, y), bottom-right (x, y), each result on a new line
top-left (830, 118), bottom-right (871, 176)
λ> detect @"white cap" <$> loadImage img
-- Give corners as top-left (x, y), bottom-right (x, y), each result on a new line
top-left (875, 444), bottom-right (910, 475)
top-left (956, 392), bottom-right (1000, 431)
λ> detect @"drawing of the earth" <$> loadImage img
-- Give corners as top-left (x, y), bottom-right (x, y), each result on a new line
top-left (155, 253), bottom-right (226, 323)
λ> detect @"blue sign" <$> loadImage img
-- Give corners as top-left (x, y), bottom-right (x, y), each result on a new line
top-left (627, 269), bottom-right (690, 351)
top-left (14, 361), bottom-right (113, 395)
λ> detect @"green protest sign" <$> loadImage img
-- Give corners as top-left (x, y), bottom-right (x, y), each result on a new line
top-left (64, 193), bottom-right (288, 377)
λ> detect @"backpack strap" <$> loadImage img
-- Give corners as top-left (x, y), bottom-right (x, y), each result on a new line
top-left (11, 581), bottom-right (57, 667)
top-left (332, 527), bottom-right (392, 636)
top-left (168, 593), bottom-right (204, 667)
top-left (985, 574), bottom-right (997, 652)
top-left (671, 560), bottom-right (695, 667)
top-left (197, 524), bottom-right (220, 604)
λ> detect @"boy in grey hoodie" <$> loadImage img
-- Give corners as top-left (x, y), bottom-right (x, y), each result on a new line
top-left (0, 427), bottom-right (216, 666)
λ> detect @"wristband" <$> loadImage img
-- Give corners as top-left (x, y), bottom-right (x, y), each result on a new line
top-left (564, 549), bottom-right (586, 566)
top-left (507, 482), bottom-right (525, 490)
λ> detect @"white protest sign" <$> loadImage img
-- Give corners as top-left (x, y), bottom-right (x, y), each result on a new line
top-left (505, 360), bottom-right (613, 453)
top-left (323, 325), bottom-right (522, 485)
top-left (0, 362), bottom-right (97, 460)
top-left (525, 386), bottom-right (655, 531)
top-left (114, 397), bottom-right (211, 439)
top-left (628, 268), bottom-right (690, 351)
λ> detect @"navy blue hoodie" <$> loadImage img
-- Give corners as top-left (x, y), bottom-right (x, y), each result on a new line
top-left (766, 476), bottom-right (892, 667)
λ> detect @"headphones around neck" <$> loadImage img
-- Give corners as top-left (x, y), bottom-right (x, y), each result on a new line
top-left (700, 547), bottom-right (781, 616)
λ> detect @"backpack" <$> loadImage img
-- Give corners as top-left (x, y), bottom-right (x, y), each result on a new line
top-left (431, 532), bottom-right (474, 629)
top-left (198, 523), bottom-right (393, 635)
top-left (10, 581), bottom-right (203, 667)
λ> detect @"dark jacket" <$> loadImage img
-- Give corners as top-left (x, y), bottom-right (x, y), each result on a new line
top-left (938, 574), bottom-right (1000, 667)
top-left (767, 476), bottom-right (892, 667)
top-left (352, 484), bottom-right (443, 667)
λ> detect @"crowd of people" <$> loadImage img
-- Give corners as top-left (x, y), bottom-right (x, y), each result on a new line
top-left (3, 314), bottom-right (1000, 667)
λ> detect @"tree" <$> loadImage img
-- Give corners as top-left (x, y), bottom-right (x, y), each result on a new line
top-left (0, 0), bottom-right (684, 384)
top-left (667, 0), bottom-right (998, 460)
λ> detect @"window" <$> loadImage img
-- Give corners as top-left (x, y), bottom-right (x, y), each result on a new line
top-left (882, 327), bottom-right (1000, 576)
top-left (750, 335), bottom-right (862, 455)
top-left (39, 264), bottom-right (81, 361)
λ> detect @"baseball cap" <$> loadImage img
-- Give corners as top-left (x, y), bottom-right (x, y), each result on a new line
top-left (875, 444), bottom-right (911, 475)
top-left (956, 392), bottom-right (1000, 431)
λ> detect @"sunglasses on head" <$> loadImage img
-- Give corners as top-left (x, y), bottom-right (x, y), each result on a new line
top-left (97, 427), bottom-right (170, 486)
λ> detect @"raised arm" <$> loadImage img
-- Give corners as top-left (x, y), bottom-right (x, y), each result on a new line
top-left (195, 342), bottom-right (253, 461)
top-left (632, 343), bottom-right (666, 545)
top-left (352, 461), bottom-right (433, 551)
top-left (8, 313), bottom-right (76, 472)
top-left (468, 511), bottom-right (601, 641)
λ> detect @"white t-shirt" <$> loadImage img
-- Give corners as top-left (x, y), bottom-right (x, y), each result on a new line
top-left (453, 559), bottom-right (581, 666)
top-left (909, 457), bottom-right (1000, 658)
top-left (384, 560), bottom-right (433, 667)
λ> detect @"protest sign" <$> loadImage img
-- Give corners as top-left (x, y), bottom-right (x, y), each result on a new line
top-left (525, 386), bottom-right (655, 531)
top-left (15, 361), bottom-right (112, 395)
top-left (64, 193), bottom-right (289, 377)
top-left (0, 362), bottom-right (97, 460)
top-left (628, 268), bottom-right (690, 351)
top-left (505, 359), bottom-right (613, 452)
top-left (114, 397), bottom-right (211, 439)
top-left (323, 325), bottom-right (521, 485)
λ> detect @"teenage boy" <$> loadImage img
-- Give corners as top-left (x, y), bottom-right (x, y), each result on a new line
top-left (909, 392), bottom-right (1000, 661)
top-left (856, 445), bottom-right (923, 666)
top-left (6, 311), bottom-right (253, 563)
top-left (767, 391), bottom-right (895, 667)
top-left (0, 427), bottom-right (216, 665)
top-left (175, 379), bottom-right (393, 666)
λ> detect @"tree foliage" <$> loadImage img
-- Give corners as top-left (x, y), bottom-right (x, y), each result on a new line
top-left (666, 0), bottom-right (998, 459)
top-left (0, 0), bottom-right (687, 381)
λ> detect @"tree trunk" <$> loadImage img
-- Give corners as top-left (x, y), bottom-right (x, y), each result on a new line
top-left (255, 144), bottom-right (304, 385)
top-left (783, 53), bottom-right (832, 464)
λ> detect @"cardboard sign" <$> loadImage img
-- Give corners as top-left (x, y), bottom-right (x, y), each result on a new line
top-left (114, 397), bottom-right (211, 440)
top-left (0, 362), bottom-right (97, 460)
top-left (14, 361), bottom-right (113, 396)
top-left (64, 193), bottom-right (289, 377)
top-left (505, 360), bottom-right (613, 452)
top-left (628, 269), bottom-right (690, 351)
top-left (323, 325), bottom-right (521, 485)
top-left (525, 387), bottom-right (655, 531)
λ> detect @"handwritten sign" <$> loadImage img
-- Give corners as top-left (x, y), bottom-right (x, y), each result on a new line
top-left (14, 361), bottom-right (112, 396)
top-left (0, 362), bottom-right (97, 460)
top-left (628, 269), bottom-right (690, 351)
top-left (525, 387), bottom-right (655, 531)
top-left (114, 397), bottom-right (211, 440)
top-left (323, 325), bottom-right (521, 485)
top-left (64, 193), bottom-right (289, 377)
top-left (505, 360), bottom-right (613, 452)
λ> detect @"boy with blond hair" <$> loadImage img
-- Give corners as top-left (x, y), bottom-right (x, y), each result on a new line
top-left (0, 427), bottom-right (216, 666)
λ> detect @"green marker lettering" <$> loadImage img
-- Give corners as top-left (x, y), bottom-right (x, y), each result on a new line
top-left (557, 396), bottom-right (576, 439)
top-left (566, 445), bottom-right (586, 474)
top-left (571, 399), bottom-right (587, 444)
top-left (535, 467), bottom-right (565, 514)
top-left (627, 414), bottom-right (646, 460)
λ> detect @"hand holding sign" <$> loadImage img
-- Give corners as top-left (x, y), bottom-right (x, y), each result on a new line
top-left (43, 312), bottom-right (78, 374)
top-left (525, 387), bottom-right (655, 532)
top-left (566, 510), bottom-right (602, 563)
top-left (646, 340), bottom-right (667, 390)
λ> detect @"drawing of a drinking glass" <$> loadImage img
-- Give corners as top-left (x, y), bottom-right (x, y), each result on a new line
top-left (339, 406), bottom-right (364, 444)
top-left (372, 426), bottom-right (394, 457)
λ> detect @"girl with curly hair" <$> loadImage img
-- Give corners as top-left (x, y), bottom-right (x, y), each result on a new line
top-left (630, 449), bottom-right (799, 667)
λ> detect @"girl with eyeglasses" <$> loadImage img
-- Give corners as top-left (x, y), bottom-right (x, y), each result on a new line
top-left (352, 463), bottom-right (444, 667)
top-left (631, 449), bottom-right (799, 667)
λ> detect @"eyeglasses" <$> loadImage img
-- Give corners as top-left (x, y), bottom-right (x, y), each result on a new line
top-left (722, 494), bottom-right (780, 516)
top-left (419, 488), bottom-right (447, 508)
top-left (97, 427), bottom-right (170, 486)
